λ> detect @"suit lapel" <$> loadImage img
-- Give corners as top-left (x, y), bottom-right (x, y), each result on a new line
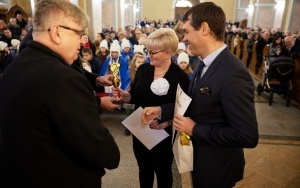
top-left (189, 48), bottom-right (230, 98)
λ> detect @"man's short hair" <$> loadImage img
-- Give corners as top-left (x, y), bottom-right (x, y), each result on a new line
top-left (82, 48), bottom-right (92, 55)
top-left (182, 2), bottom-right (226, 42)
top-left (33, 0), bottom-right (89, 32)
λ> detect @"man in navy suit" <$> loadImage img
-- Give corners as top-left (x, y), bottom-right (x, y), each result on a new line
top-left (142, 2), bottom-right (258, 188)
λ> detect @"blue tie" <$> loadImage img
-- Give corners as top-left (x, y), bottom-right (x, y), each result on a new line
top-left (194, 60), bottom-right (205, 83)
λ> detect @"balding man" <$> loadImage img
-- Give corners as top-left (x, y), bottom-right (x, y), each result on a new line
top-left (282, 36), bottom-right (300, 60)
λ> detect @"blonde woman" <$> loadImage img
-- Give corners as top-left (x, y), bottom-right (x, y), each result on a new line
top-left (113, 28), bottom-right (190, 188)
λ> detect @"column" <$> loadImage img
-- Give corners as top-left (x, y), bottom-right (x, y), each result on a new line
top-left (247, 0), bottom-right (254, 28)
top-left (273, 0), bottom-right (286, 28)
top-left (114, 0), bottom-right (119, 31)
top-left (86, 0), bottom-right (102, 41)
top-left (120, 0), bottom-right (125, 30)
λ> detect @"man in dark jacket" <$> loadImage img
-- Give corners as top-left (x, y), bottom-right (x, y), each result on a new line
top-left (282, 36), bottom-right (300, 60)
top-left (0, 1), bottom-right (120, 187)
top-left (142, 2), bottom-right (258, 188)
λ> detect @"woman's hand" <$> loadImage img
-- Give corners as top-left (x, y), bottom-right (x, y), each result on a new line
top-left (111, 87), bottom-right (130, 103)
top-left (148, 119), bottom-right (169, 130)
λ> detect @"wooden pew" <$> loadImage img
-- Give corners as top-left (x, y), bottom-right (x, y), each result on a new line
top-left (241, 39), bottom-right (248, 66)
top-left (235, 39), bottom-right (243, 60)
top-left (225, 34), bottom-right (230, 46)
top-left (257, 45), bottom-right (270, 79)
top-left (230, 37), bottom-right (235, 53)
top-left (248, 41), bottom-right (257, 73)
top-left (292, 56), bottom-right (300, 103)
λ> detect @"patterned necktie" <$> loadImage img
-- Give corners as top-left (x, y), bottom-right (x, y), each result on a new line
top-left (194, 60), bottom-right (205, 83)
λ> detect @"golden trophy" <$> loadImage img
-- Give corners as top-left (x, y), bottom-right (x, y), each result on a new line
top-left (110, 62), bottom-right (120, 88)
top-left (180, 132), bottom-right (190, 146)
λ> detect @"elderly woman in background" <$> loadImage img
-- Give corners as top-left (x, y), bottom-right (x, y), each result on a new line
top-left (113, 28), bottom-right (190, 188)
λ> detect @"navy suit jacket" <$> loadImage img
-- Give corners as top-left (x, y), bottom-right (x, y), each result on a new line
top-left (161, 47), bottom-right (258, 187)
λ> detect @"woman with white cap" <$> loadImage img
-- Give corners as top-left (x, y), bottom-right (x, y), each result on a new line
top-left (96, 40), bottom-right (110, 65)
top-left (121, 38), bottom-right (134, 62)
top-left (177, 52), bottom-right (193, 79)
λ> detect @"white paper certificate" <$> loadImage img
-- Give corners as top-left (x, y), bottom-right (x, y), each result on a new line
top-left (173, 84), bottom-right (192, 137)
top-left (122, 106), bottom-right (170, 150)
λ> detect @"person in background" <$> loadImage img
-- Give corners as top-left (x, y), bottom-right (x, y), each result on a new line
top-left (112, 28), bottom-right (190, 188)
top-left (82, 47), bottom-right (102, 75)
top-left (15, 12), bottom-right (28, 30)
top-left (177, 51), bottom-right (193, 79)
top-left (94, 32), bottom-right (105, 53)
top-left (246, 32), bottom-right (259, 68)
top-left (186, 45), bottom-right (200, 70)
top-left (0, 20), bottom-right (7, 39)
top-left (100, 40), bottom-right (130, 96)
top-left (255, 31), bottom-right (271, 74)
top-left (281, 35), bottom-right (300, 60)
top-left (96, 39), bottom-right (110, 66)
top-left (81, 58), bottom-right (92, 73)
top-left (141, 2), bottom-right (258, 188)
top-left (121, 38), bottom-right (134, 63)
top-left (0, 28), bottom-right (19, 47)
top-left (172, 42), bottom-right (186, 63)
top-left (0, 41), bottom-right (8, 74)
top-left (20, 28), bottom-right (28, 40)
top-left (0, 0), bottom-right (120, 187)
top-left (7, 18), bottom-right (21, 37)
top-left (269, 35), bottom-right (284, 57)
top-left (123, 53), bottom-right (147, 136)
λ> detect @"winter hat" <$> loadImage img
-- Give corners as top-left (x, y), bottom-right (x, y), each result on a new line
top-left (177, 52), bottom-right (189, 64)
top-left (11, 39), bottom-right (20, 49)
top-left (110, 40), bottom-right (121, 56)
top-left (99, 40), bottom-right (108, 49)
top-left (121, 38), bottom-right (131, 49)
top-left (0, 41), bottom-right (8, 51)
top-left (177, 42), bottom-right (186, 51)
top-left (134, 44), bottom-right (145, 55)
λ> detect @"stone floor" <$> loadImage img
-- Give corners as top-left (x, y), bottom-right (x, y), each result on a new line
top-left (100, 76), bottom-right (300, 188)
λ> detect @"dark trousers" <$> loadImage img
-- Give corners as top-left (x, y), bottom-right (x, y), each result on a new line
top-left (132, 134), bottom-right (173, 188)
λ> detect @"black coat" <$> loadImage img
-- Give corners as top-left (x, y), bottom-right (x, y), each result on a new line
top-left (0, 41), bottom-right (120, 188)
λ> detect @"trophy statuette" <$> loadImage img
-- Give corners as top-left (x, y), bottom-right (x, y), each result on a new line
top-left (110, 62), bottom-right (120, 88)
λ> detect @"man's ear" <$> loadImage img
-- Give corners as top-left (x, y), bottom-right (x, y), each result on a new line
top-left (201, 22), bottom-right (210, 36)
top-left (48, 25), bottom-right (62, 44)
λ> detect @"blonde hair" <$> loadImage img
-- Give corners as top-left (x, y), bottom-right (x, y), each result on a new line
top-left (33, 0), bottom-right (89, 32)
top-left (182, 65), bottom-right (193, 75)
top-left (145, 28), bottom-right (178, 53)
top-left (130, 54), bottom-right (146, 82)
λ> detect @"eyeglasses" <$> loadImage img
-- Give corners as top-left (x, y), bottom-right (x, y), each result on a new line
top-left (48, 25), bottom-right (84, 37)
top-left (148, 50), bottom-right (165, 56)
top-left (59, 25), bottom-right (85, 37)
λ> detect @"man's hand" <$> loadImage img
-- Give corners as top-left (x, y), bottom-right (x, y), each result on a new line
top-left (100, 96), bottom-right (122, 111)
top-left (173, 114), bottom-right (196, 136)
top-left (142, 107), bottom-right (161, 125)
top-left (96, 74), bottom-right (113, 87)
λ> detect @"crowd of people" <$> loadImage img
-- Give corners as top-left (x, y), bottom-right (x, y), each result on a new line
top-left (224, 24), bottom-right (300, 73)
top-left (0, 0), bottom-right (299, 187)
